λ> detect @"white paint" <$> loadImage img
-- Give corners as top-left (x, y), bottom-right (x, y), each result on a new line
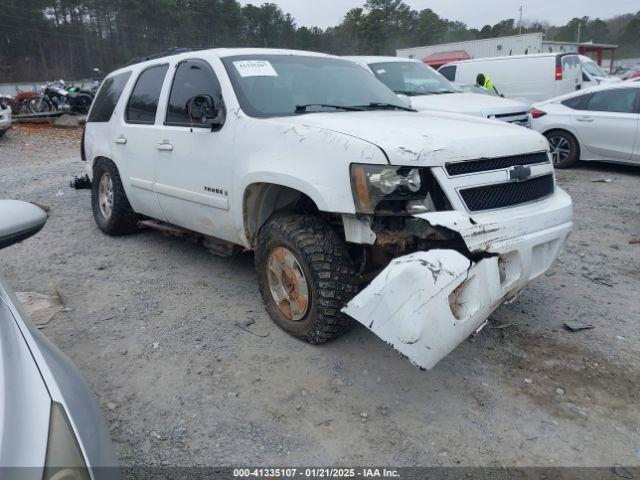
top-left (341, 214), bottom-right (376, 245)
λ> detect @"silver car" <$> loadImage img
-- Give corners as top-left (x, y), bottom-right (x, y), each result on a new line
top-left (0, 200), bottom-right (118, 480)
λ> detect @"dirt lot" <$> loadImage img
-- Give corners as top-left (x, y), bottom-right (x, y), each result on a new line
top-left (1, 123), bottom-right (639, 467)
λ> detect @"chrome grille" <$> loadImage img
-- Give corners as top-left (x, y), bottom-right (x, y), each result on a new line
top-left (445, 152), bottom-right (549, 176)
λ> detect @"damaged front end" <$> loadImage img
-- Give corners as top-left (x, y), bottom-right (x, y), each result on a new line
top-left (341, 160), bottom-right (572, 370)
top-left (343, 249), bottom-right (501, 370)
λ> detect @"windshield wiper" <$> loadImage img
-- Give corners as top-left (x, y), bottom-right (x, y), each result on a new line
top-left (394, 90), bottom-right (422, 97)
top-left (295, 103), bottom-right (365, 114)
top-left (359, 102), bottom-right (416, 112)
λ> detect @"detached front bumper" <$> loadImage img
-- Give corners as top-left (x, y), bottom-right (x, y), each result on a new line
top-left (342, 189), bottom-right (572, 370)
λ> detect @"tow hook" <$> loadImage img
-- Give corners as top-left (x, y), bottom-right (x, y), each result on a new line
top-left (70, 174), bottom-right (91, 190)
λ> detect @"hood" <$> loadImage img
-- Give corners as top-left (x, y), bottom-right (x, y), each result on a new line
top-left (280, 110), bottom-right (548, 166)
top-left (408, 92), bottom-right (531, 117)
top-left (0, 285), bottom-right (52, 467)
top-left (599, 76), bottom-right (622, 84)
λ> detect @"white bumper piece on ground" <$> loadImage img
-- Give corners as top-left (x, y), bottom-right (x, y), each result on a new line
top-left (342, 191), bottom-right (573, 369)
top-left (343, 250), bottom-right (502, 370)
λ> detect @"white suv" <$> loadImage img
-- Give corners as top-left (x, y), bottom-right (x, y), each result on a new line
top-left (346, 56), bottom-right (532, 127)
top-left (83, 48), bottom-right (573, 370)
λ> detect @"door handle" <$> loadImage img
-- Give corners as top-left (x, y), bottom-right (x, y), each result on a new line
top-left (113, 135), bottom-right (127, 144)
top-left (156, 141), bottom-right (174, 151)
top-left (576, 117), bottom-right (594, 123)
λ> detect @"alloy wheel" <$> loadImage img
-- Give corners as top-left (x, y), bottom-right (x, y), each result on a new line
top-left (548, 136), bottom-right (571, 164)
top-left (267, 246), bottom-right (310, 321)
top-left (98, 172), bottom-right (114, 219)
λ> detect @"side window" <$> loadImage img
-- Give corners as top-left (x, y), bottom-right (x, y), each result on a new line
top-left (126, 64), bottom-right (169, 124)
top-left (439, 65), bottom-right (456, 81)
top-left (87, 71), bottom-right (131, 122)
top-left (562, 94), bottom-right (590, 110)
top-left (166, 59), bottom-right (223, 126)
top-left (585, 88), bottom-right (637, 114)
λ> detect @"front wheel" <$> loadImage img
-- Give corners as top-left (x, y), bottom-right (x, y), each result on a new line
top-left (255, 215), bottom-right (359, 344)
top-left (546, 130), bottom-right (579, 169)
top-left (28, 96), bottom-right (52, 113)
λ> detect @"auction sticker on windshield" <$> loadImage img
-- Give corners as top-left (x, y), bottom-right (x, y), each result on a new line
top-left (233, 60), bottom-right (278, 77)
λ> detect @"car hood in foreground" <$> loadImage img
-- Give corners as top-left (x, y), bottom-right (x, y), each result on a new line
top-left (408, 92), bottom-right (531, 117)
top-left (281, 110), bottom-right (548, 166)
top-left (0, 278), bottom-right (118, 476)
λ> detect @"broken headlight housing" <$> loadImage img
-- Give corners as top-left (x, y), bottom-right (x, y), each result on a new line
top-left (350, 164), bottom-right (450, 215)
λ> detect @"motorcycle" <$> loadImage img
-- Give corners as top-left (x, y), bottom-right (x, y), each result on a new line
top-left (0, 92), bottom-right (34, 115)
top-left (28, 80), bottom-right (93, 115)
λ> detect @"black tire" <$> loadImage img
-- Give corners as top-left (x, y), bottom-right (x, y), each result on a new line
top-left (0, 130), bottom-right (5, 138)
top-left (255, 215), bottom-right (359, 344)
top-left (545, 130), bottom-right (579, 169)
top-left (91, 159), bottom-right (139, 235)
top-left (28, 96), bottom-right (52, 113)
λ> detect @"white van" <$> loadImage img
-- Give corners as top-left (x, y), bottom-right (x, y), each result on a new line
top-left (580, 55), bottom-right (622, 89)
top-left (439, 53), bottom-right (582, 102)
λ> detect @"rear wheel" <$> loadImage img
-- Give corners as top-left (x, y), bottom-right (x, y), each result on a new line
top-left (91, 159), bottom-right (139, 235)
top-left (255, 215), bottom-right (359, 344)
top-left (545, 130), bottom-right (579, 169)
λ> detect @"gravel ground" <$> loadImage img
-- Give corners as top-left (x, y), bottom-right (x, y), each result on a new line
top-left (1, 123), bottom-right (639, 467)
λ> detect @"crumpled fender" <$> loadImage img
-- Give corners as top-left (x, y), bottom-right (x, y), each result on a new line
top-left (342, 249), bottom-right (502, 370)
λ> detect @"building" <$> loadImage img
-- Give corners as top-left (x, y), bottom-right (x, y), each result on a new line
top-left (397, 33), bottom-right (618, 71)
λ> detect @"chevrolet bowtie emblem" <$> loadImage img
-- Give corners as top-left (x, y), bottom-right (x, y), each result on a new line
top-left (509, 165), bottom-right (532, 182)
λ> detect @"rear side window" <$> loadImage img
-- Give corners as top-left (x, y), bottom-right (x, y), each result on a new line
top-left (87, 71), bottom-right (131, 123)
top-left (561, 94), bottom-right (590, 110)
top-left (439, 65), bottom-right (456, 81)
top-left (126, 64), bottom-right (169, 124)
top-left (166, 59), bottom-right (222, 126)
top-left (586, 88), bottom-right (638, 114)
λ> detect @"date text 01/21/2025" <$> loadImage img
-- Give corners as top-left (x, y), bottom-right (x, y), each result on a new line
top-left (233, 468), bottom-right (400, 478)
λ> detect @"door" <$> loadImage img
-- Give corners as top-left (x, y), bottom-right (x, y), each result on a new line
top-left (556, 54), bottom-right (582, 97)
top-left (114, 63), bottom-right (169, 219)
top-left (570, 87), bottom-right (639, 161)
top-left (582, 71), bottom-right (597, 89)
top-left (154, 58), bottom-right (237, 242)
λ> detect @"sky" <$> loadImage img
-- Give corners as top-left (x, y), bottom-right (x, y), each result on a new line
top-left (238, 0), bottom-right (640, 29)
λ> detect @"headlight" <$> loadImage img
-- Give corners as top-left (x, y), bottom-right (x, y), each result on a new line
top-left (350, 164), bottom-right (448, 214)
top-left (43, 402), bottom-right (91, 480)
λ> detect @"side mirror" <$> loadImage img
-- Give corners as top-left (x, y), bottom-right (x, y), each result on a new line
top-left (186, 94), bottom-right (225, 129)
top-left (0, 200), bottom-right (47, 250)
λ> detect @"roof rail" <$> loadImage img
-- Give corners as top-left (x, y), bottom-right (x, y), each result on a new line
top-left (124, 47), bottom-right (202, 67)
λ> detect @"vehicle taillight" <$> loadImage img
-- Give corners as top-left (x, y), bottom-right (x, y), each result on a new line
top-left (531, 108), bottom-right (547, 119)
top-left (555, 66), bottom-right (563, 81)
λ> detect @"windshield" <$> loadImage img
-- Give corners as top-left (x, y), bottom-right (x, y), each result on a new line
top-left (582, 60), bottom-right (606, 78)
top-left (369, 61), bottom-right (456, 96)
top-left (222, 55), bottom-right (409, 118)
